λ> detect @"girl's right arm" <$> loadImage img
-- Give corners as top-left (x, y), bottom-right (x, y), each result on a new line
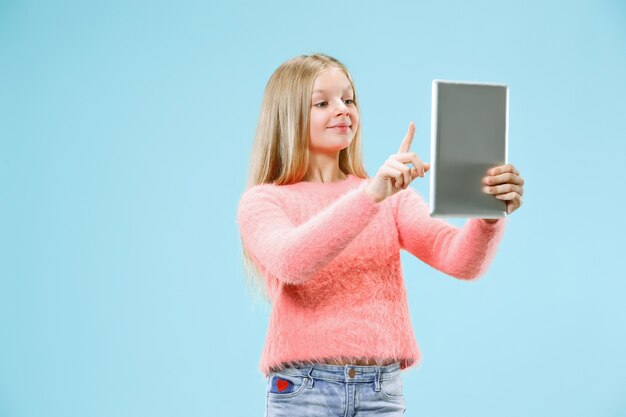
top-left (237, 183), bottom-right (380, 285)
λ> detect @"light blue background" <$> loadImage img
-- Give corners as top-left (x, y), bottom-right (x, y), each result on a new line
top-left (1, 1), bottom-right (625, 416)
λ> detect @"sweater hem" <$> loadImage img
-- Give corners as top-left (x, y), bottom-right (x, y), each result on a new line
top-left (261, 354), bottom-right (420, 377)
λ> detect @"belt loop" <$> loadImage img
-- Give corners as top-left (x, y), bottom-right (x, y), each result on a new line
top-left (305, 367), bottom-right (314, 388)
top-left (374, 366), bottom-right (381, 392)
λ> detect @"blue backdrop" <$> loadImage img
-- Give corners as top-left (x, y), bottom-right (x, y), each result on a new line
top-left (1, 1), bottom-right (625, 416)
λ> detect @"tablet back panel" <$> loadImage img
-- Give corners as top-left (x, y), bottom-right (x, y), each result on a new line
top-left (429, 80), bottom-right (508, 218)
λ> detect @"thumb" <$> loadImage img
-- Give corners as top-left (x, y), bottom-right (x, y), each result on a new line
top-left (424, 162), bottom-right (431, 172)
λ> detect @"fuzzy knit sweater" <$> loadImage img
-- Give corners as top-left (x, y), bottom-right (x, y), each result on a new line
top-left (237, 174), bottom-right (506, 376)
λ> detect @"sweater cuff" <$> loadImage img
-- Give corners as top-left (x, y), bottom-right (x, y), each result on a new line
top-left (471, 217), bottom-right (507, 234)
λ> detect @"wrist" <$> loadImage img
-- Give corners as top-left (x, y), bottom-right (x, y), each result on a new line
top-left (363, 182), bottom-right (384, 203)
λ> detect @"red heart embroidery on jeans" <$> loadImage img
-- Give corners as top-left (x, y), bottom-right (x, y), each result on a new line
top-left (277, 379), bottom-right (289, 392)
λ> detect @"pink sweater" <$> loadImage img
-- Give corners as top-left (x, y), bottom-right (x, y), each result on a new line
top-left (237, 174), bottom-right (506, 376)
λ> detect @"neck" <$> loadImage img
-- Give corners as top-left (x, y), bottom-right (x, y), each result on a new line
top-left (304, 151), bottom-right (346, 183)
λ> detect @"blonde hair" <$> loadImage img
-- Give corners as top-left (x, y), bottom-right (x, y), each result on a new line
top-left (241, 53), bottom-right (368, 305)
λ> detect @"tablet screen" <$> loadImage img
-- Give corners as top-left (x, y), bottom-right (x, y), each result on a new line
top-left (429, 80), bottom-right (508, 218)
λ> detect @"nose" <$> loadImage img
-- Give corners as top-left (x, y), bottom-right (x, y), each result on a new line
top-left (333, 99), bottom-right (350, 116)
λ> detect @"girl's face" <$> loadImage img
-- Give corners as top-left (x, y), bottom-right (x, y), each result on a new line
top-left (309, 67), bottom-right (359, 154)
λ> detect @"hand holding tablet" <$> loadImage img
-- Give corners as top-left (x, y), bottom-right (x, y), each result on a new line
top-left (482, 163), bottom-right (524, 216)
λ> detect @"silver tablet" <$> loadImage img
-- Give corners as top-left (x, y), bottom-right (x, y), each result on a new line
top-left (429, 80), bottom-right (509, 218)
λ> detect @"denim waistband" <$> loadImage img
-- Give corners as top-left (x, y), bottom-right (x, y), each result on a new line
top-left (271, 361), bottom-right (401, 383)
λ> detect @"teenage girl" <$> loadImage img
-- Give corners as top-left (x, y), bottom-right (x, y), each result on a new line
top-left (237, 53), bottom-right (524, 417)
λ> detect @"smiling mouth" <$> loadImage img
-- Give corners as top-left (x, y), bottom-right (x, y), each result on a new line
top-left (328, 119), bottom-right (352, 128)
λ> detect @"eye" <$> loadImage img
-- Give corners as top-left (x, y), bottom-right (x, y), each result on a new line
top-left (344, 99), bottom-right (355, 105)
top-left (314, 101), bottom-right (328, 108)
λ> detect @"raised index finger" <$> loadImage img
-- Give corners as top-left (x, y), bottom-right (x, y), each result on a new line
top-left (398, 121), bottom-right (415, 154)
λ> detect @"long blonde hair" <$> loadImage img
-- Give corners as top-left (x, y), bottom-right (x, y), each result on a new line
top-left (241, 53), bottom-right (368, 305)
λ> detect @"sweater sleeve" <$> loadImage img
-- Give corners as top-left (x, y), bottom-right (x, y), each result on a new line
top-left (394, 187), bottom-right (506, 280)
top-left (237, 182), bottom-right (381, 285)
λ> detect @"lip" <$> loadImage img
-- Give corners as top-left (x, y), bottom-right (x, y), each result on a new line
top-left (328, 123), bottom-right (351, 128)
top-left (329, 125), bottom-right (351, 134)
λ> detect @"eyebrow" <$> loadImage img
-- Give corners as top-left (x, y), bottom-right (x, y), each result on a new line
top-left (312, 87), bottom-right (354, 94)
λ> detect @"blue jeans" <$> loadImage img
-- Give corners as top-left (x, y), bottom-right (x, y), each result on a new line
top-left (265, 362), bottom-right (406, 416)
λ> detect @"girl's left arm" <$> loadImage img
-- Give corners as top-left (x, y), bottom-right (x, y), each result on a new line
top-left (393, 188), bottom-right (507, 280)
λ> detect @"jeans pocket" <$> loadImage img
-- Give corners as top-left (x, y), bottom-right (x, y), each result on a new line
top-left (267, 373), bottom-right (308, 399)
top-left (380, 374), bottom-right (404, 400)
